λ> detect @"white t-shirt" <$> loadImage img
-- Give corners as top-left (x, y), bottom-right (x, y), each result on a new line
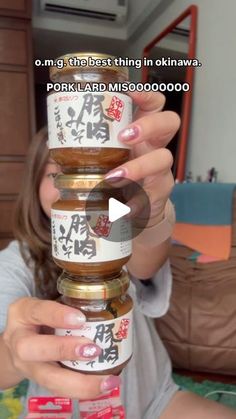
top-left (0, 241), bottom-right (178, 419)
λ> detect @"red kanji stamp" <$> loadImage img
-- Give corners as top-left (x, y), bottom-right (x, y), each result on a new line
top-left (115, 319), bottom-right (130, 339)
top-left (94, 214), bottom-right (112, 237)
top-left (106, 96), bottom-right (124, 121)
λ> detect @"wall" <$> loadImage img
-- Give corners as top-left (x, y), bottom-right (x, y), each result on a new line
top-left (32, 0), bottom-right (161, 41)
top-left (126, 0), bottom-right (236, 182)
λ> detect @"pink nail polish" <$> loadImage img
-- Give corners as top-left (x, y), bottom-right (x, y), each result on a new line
top-left (100, 375), bottom-right (121, 393)
top-left (104, 168), bottom-right (127, 182)
top-left (119, 125), bottom-right (140, 142)
top-left (65, 312), bottom-right (86, 325)
top-left (76, 344), bottom-right (102, 358)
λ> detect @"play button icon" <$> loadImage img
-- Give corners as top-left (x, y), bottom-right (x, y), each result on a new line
top-left (108, 198), bottom-right (131, 222)
top-left (85, 176), bottom-right (151, 243)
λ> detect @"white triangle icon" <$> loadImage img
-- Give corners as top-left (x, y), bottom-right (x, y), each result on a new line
top-left (108, 198), bottom-right (131, 222)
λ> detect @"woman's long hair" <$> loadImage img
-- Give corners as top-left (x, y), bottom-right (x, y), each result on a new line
top-left (14, 127), bottom-right (61, 299)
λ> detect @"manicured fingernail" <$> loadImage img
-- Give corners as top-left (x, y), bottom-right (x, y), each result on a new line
top-left (65, 312), bottom-right (86, 325)
top-left (104, 168), bottom-right (127, 182)
top-left (76, 344), bottom-right (102, 358)
top-left (119, 125), bottom-right (140, 142)
top-left (100, 375), bottom-right (121, 393)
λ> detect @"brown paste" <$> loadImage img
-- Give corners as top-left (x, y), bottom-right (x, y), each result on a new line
top-left (50, 147), bottom-right (129, 174)
top-left (59, 295), bottom-right (133, 375)
top-left (51, 174), bottom-right (132, 279)
top-left (56, 271), bottom-right (133, 375)
top-left (48, 53), bottom-right (131, 173)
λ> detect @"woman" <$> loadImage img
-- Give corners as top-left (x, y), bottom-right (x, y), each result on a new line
top-left (0, 92), bottom-right (235, 418)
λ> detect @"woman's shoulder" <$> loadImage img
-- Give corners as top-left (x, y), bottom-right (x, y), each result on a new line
top-left (0, 240), bottom-right (35, 293)
top-left (0, 241), bottom-right (35, 332)
top-left (0, 240), bottom-right (33, 274)
top-left (0, 240), bottom-right (23, 260)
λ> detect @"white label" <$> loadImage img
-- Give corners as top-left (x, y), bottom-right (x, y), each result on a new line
top-left (47, 91), bottom-right (132, 149)
top-left (51, 209), bottom-right (132, 262)
top-left (55, 310), bottom-right (133, 372)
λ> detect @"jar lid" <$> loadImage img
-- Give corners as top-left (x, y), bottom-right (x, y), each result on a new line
top-left (50, 52), bottom-right (129, 80)
top-left (54, 173), bottom-right (111, 190)
top-left (57, 270), bottom-right (130, 299)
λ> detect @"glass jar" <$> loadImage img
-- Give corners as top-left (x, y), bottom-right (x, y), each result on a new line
top-left (47, 52), bottom-right (132, 173)
top-left (55, 270), bottom-right (133, 375)
top-left (51, 174), bottom-right (132, 279)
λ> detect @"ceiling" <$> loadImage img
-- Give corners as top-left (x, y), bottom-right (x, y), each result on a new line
top-left (32, 0), bottom-right (163, 60)
top-left (32, 0), bottom-right (184, 84)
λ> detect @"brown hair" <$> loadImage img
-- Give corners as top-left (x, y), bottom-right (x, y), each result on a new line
top-left (14, 127), bottom-right (61, 299)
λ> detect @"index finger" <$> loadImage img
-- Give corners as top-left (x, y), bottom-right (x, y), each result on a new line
top-left (128, 91), bottom-right (166, 118)
top-left (31, 361), bottom-right (121, 400)
top-left (9, 297), bottom-right (86, 329)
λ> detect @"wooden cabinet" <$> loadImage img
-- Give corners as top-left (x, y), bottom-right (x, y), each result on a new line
top-left (0, 0), bottom-right (34, 249)
top-left (0, 27), bottom-right (27, 65)
top-left (0, 71), bottom-right (30, 155)
top-left (0, 0), bottom-right (31, 19)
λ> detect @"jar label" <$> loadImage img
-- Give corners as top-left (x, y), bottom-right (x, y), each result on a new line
top-left (51, 209), bottom-right (132, 262)
top-left (55, 309), bottom-right (133, 372)
top-left (47, 91), bottom-right (132, 149)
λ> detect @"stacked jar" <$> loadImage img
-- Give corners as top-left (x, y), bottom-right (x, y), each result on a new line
top-left (47, 53), bottom-right (133, 375)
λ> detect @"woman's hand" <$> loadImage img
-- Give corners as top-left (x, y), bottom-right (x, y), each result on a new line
top-left (106, 91), bottom-right (180, 225)
top-left (105, 91), bottom-right (180, 278)
top-left (2, 297), bottom-right (120, 398)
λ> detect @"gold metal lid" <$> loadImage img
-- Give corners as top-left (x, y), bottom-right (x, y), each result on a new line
top-left (55, 173), bottom-right (110, 190)
top-left (50, 52), bottom-right (129, 80)
top-left (57, 270), bottom-right (130, 299)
